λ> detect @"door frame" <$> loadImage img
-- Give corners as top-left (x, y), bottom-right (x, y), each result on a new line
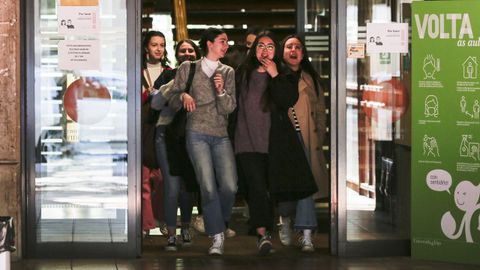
top-left (330, 0), bottom-right (409, 256)
top-left (23, 0), bottom-right (142, 258)
top-left (329, 0), bottom-right (340, 256)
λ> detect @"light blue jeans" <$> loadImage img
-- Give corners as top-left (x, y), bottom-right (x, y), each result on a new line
top-left (278, 196), bottom-right (317, 231)
top-left (155, 126), bottom-right (194, 230)
top-left (186, 130), bottom-right (238, 236)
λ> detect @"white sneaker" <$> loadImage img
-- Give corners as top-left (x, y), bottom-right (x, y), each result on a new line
top-left (225, 228), bottom-right (236, 238)
top-left (278, 216), bottom-right (292, 246)
top-left (208, 232), bottom-right (225, 255)
top-left (299, 230), bottom-right (315, 252)
top-left (192, 216), bottom-right (205, 233)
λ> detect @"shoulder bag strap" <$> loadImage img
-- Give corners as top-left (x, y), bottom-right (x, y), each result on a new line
top-left (185, 62), bottom-right (196, 93)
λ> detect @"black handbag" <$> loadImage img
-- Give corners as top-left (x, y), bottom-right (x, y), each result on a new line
top-left (165, 62), bottom-right (196, 139)
top-left (141, 69), bottom-right (175, 169)
top-left (165, 62), bottom-right (198, 182)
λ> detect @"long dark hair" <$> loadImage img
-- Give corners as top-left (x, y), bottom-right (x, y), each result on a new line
top-left (237, 30), bottom-right (281, 86)
top-left (174, 39), bottom-right (202, 62)
top-left (280, 34), bottom-right (322, 96)
top-left (142, 30), bottom-right (170, 68)
top-left (199, 28), bottom-right (226, 56)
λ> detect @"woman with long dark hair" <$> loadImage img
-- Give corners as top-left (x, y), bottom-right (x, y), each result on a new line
top-left (274, 34), bottom-right (328, 252)
top-left (141, 30), bottom-right (174, 238)
top-left (233, 30), bottom-right (280, 255)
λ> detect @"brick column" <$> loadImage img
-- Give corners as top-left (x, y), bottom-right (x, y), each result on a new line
top-left (0, 0), bottom-right (21, 259)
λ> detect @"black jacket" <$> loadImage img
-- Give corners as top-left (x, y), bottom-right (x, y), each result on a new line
top-left (267, 71), bottom-right (318, 202)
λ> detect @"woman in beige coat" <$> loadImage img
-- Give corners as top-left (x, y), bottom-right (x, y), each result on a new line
top-left (276, 34), bottom-right (329, 252)
top-left (295, 65), bottom-right (328, 199)
top-left (283, 34), bottom-right (328, 200)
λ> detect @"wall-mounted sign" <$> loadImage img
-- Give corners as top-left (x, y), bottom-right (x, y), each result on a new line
top-left (412, 1), bottom-right (480, 265)
top-left (58, 0), bottom-right (99, 36)
top-left (366, 23), bottom-right (408, 53)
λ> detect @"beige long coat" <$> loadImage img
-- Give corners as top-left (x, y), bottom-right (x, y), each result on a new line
top-left (289, 71), bottom-right (329, 199)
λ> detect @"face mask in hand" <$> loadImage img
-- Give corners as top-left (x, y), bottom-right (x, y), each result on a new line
top-left (178, 55), bottom-right (196, 63)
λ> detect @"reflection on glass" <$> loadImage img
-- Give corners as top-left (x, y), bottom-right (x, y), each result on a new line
top-left (345, 0), bottom-right (410, 241)
top-left (35, 0), bottom-right (128, 243)
top-left (303, 0), bottom-right (331, 166)
top-left (305, 0), bottom-right (330, 34)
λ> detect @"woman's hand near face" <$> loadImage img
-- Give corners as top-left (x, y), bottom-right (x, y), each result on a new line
top-left (182, 93), bottom-right (196, 112)
top-left (260, 58), bottom-right (279, 78)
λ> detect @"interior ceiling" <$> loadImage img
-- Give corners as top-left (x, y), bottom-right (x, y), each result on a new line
top-left (143, 0), bottom-right (296, 44)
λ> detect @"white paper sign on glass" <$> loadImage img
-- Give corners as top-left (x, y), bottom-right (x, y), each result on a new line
top-left (58, 5), bottom-right (99, 36)
top-left (58, 40), bottom-right (100, 71)
top-left (366, 23), bottom-right (409, 53)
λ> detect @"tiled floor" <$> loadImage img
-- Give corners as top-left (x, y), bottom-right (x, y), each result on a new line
top-left (12, 255), bottom-right (480, 270)
top-left (11, 231), bottom-right (479, 270)
top-left (11, 206), bottom-right (476, 269)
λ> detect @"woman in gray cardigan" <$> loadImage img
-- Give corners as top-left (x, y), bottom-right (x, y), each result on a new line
top-left (170, 28), bottom-right (237, 255)
top-left (150, 39), bottom-right (202, 251)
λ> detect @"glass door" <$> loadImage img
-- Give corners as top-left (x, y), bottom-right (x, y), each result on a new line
top-left (297, 0), bottom-right (332, 250)
top-left (25, 0), bottom-right (140, 258)
top-left (335, 0), bottom-right (411, 256)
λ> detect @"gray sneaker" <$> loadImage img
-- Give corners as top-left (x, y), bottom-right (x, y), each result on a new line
top-left (181, 228), bottom-right (192, 246)
top-left (165, 236), bottom-right (177, 251)
top-left (158, 222), bottom-right (169, 236)
top-left (192, 216), bottom-right (205, 233)
top-left (278, 216), bottom-right (292, 246)
top-left (208, 232), bottom-right (224, 255)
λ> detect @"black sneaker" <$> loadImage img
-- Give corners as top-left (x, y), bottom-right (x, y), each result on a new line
top-left (257, 234), bottom-right (272, 255)
top-left (181, 228), bottom-right (192, 246)
top-left (165, 236), bottom-right (177, 251)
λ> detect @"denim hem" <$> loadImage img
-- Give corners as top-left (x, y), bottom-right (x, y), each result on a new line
top-left (294, 226), bottom-right (317, 232)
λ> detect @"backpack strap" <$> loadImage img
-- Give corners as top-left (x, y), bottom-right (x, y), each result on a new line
top-left (185, 62), bottom-right (196, 94)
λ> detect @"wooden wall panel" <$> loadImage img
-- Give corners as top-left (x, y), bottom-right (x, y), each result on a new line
top-left (0, 0), bottom-right (22, 259)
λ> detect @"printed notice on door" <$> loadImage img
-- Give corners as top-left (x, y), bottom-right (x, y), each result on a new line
top-left (366, 23), bottom-right (408, 53)
top-left (58, 40), bottom-right (100, 71)
top-left (58, 0), bottom-right (99, 36)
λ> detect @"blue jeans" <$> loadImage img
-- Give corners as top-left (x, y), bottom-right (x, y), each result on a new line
top-left (186, 130), bottom-right (238, 236)
top-left (155, 126), bottom-right (194, 229)
top-left (278, 196), bottom-right (317, 231)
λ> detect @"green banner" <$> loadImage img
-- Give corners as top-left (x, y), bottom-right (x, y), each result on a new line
top-left (412, 1), bottom-right (480, 264)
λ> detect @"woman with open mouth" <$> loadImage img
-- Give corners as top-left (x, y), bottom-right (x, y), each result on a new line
top-left (272, 34), bottom-right (328, 253)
